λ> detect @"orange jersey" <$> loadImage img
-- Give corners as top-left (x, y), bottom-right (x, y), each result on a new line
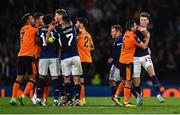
top-left (77, 29), bottom-right (94, 63)
top-left (18, 25), bottom-right (38, 57)
top-left (120, 31), bottom-right (141, 64)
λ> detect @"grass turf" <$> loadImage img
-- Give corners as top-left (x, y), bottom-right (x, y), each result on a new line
top-left (0, 97), bottom-right (180, 114)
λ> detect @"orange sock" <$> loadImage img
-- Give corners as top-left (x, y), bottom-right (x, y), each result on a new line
top-left (124, 86), bottom-right (131, 104)
top-left (17, 89), bottom-right (23, 97)
top-left (12, 82), bottom-right (20, 98)
top-left (23, 80), bottom-right (35, 96)
top-left (80, 84), bottom-right (85, 100)
top-left (43, 86), bottom-right (50, 100)
top-left (115, 82), bottom-right (124, 97)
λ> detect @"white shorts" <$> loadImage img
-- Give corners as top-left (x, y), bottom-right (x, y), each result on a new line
top-left (133, 55), bottom-right (153, 78)
top-left (61, 56), bottom-right (83, 76)
top-left (39, 58), bottom-right (61, 76)
top-left (109, 64), bottom-right (121, 81)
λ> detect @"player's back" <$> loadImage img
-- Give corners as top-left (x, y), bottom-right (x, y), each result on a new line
top-left (77, 29), bottom-right (93, 63)
top-left (57, 25), bottom-right (78, 60)
top-left (18, 25), bottom-right (37, 57)
top-left (120, 31), bottom-right (140, 64)
top-left (37, 25), bottom-right (60, 59)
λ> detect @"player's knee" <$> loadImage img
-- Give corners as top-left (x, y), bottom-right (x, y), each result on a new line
top-left (125, 80), bottom-right (132, 87)
top-left (133, 78), bottom-right (140, 86)
top-left (109, 80), bottom-right (116, 87)
top-left (29, 74), bottom-right (36, 81)
top-left (16, 75), bottom-right (23, 83)
top-left (16, 79), bottom-right (23, 84)
top-left (73, 77), bottom-right (80, 85)
top-left (64, 76), bottom-right (71, 83)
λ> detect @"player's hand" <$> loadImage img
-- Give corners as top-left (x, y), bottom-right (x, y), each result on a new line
top-left (48, 24), bottom-right (55, 32)
top-left (137, 26), bottom-right (147, 36)
top-left (107, 58), bottom-right (113, 64)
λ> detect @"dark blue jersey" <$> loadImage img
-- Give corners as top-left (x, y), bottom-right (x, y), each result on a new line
top-left (112, 35), bottom-right (123, 68)
top-left (134, 31), bottom-right (149, 57)
top-left (55, 25), bottom-right (79, 60)
top-left (37, 25), bottom-right (60, 59)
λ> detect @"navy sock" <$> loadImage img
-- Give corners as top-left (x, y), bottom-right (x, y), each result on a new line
top-left (111, 86), bottom-right (117, 96)
top-left (131, 86), bottom-right (138, 98)
top-left (134, 85), bottom-right (141, 95)
top-left (74, 84), bottom-right (81, 100)
top-left (52, 79), bottom-right (60, 100)
top-left (36, 77), bottom-right (45, 98)
top-left (150, 75), bottom-right (161, 95)
top-left (58, 76), bottom-right (65, 96)
top-left (64, 83), bottom-right (72, 101)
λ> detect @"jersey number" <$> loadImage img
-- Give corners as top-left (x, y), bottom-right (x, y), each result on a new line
top-left (66, 33), bottom-right (73, 46)
top-left (40, 32), bottom-right (54, 46)
top-left (40, 33), bottom-right (47, 46)
top-left (84, 36), bottom-right (88, 48)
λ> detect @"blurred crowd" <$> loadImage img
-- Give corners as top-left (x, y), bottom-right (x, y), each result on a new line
top-left (0, 0), bottom-right (180, 86)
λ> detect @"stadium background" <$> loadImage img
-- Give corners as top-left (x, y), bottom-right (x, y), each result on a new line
top-left (0, 0), bottom-right (180, 97)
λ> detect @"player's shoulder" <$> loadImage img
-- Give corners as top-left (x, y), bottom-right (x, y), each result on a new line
top-left (28, 25), bottom-right (37, 33)
top-left (85, 30), bottom-right (91, 36)
top-left (81, 29), bottom-right (91, 38)
top-left (20, 25), bottom-right (29, 32)
top-left (116, 35), bottom-right (123, 43)
top-left (38, 25), bottom-right (48, 32)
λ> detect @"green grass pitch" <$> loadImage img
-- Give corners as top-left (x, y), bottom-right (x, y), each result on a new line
top-left (0, 97), bottom-right (180, 114)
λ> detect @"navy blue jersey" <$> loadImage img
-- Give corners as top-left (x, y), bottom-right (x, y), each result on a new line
top-left (37, 25), bottom-right (60, 59)
top-left (134, 31), bottom-right (149, 57)
top-left (112, 35), bottom-right (123, 68)
top-left (55, 25), bottom-right (79, 60)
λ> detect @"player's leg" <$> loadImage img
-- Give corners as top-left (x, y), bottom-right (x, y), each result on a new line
top-left (112, 64), bottom-right (126, 106)
top-left (109, 65), bottom-right (118, 97)
top-left (57, 58), bottom-right (66, 106)
top-left (35, 59), bottom-right (48, 106)
top-left (10, 75), bottom-right (23, 105)
top-left (64, 76), bottom-right (73, 106)
top-left (80, 62), bottom-right (91, 105)
top-left (109, 64), bottom-right (122, 105)
top-left (58, 75), bottom-right (66, 106)
top-left (49, 58), bottom-right (61, 106)
top-left (132, 56), bottom-right (143, 105)
top-left (19, 57), bottom-right (36, 105)
top-left (80, 77), bottom-right (85, 105)
top-left (31, 60), bottom-right (38, 104)
top-left (42, 76), bottom-right (51, 105)
top-left (123, 63), bottom-right (136, 107)
top-left (72, 56), bottom-right (82, 106)
top-left (36, 75), bottom-right (47, 106)
top-left (10, 56), bottom-right (24, 105)
top-left (61, 58), bottom-right (73, 105)
top-left (143, 55), bottom-right (164, 102)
